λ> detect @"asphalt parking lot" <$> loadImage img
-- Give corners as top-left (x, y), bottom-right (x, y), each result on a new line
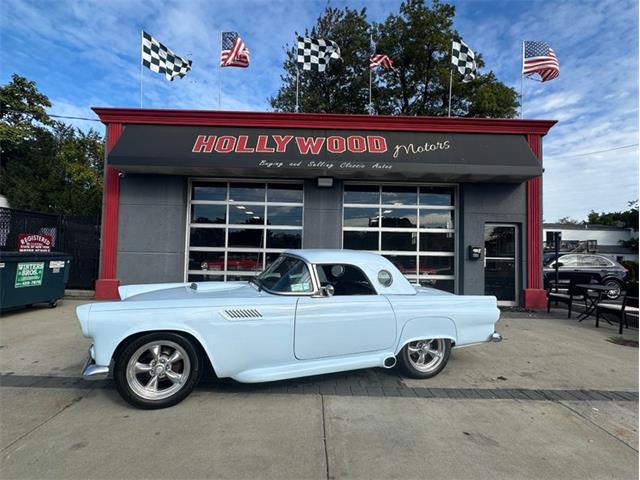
top-left (1, 299), bottom-right (638, 479)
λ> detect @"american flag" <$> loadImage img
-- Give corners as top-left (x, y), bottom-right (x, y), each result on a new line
top-left (370, 54), bottom-right (395, 71)
top-left (220, 32), bottom-right (249, 68)
top-left (523, 41), bottom-right (559, 82)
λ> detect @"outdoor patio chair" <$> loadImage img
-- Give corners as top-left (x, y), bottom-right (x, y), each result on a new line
top-left (596, 282), bottom-right (639, 335)
top-left (546, 274), bottom-right (593, 318)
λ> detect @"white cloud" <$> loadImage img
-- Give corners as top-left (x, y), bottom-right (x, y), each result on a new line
top-left (47, 99), bottom-right (103, 133)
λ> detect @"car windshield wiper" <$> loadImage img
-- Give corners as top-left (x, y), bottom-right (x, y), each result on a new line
top-left (249, 276), bottom-right (263, 292)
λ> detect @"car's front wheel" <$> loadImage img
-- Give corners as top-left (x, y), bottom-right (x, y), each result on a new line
top-left (114, 332), bottom-right (202, 409)
top-left (397, 338), bottom-right (451, 379)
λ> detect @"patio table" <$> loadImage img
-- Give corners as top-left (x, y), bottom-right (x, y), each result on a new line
top-left (575, 284), bottom-right (615, 323)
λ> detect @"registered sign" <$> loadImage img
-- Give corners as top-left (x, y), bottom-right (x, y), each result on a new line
top-left (15, 262), bottom-right (45, 288)
top-left (18, 233), bottom-right (52, 253)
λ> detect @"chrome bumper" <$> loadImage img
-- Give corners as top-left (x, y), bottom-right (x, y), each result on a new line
top-left (82, 348), bottom-right (109, 380)
top-left (490, 332), bottom-right (503, 342)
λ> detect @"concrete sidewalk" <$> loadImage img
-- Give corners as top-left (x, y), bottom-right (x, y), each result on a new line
top-left (1, 300), bottom-right (638, 479)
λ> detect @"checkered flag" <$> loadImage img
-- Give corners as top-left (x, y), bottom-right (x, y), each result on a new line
top-left (141, 31), bottom-right (192, 81)
top-left (451, 39), bottom-right (476, 83)
top-left (296, 36), bottom-right (341, 72)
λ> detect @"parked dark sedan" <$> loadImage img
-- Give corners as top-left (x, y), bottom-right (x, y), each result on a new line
top-left (543, 254), bottom-right (629, 299)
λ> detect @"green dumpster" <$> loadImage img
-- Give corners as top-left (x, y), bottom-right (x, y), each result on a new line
top-left (0, 252), bottom-right (72, 310)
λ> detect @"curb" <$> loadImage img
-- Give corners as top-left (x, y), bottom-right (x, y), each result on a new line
top-left (64, 289), bottom-right (95, 300)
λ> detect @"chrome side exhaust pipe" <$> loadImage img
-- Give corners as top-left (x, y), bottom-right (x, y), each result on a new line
top-left (383, 356), bottom-right (397, 368)
top-left (490, 332), bottom-right (503, 342)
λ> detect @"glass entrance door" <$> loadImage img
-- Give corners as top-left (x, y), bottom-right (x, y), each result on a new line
top-left (484, 224), bottom-right (518, 306)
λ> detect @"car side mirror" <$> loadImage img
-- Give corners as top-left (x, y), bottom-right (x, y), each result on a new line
top-left (321, 285), bottom-right (335, 297)
top-left (555, 262), bottom-right (564, 267)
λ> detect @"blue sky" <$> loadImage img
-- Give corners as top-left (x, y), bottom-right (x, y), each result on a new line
top-left (1, 0), bottom-right (638, 222)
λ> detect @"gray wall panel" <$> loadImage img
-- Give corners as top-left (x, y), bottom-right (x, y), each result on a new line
top-left (303, 179), bottom-right (344, 210)
top-left (117, 252), bottom-right (185, 284)
top-left (302, 179), bottom-right (343, 249)
top-left (117, 174), bottom-right (187, 284)
top-left (118, 204), bottom-right (186, 253)
top-left (459, 183), bottom-right (527, 304)
top-left (119, 174), bottom-right (186, 206)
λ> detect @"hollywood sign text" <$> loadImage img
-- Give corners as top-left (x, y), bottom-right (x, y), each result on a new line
top-left (192, 134), bottom-right (388, 155)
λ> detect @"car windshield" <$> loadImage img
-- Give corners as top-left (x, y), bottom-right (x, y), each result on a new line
top-left (256, 255), bottom-right (314, 294)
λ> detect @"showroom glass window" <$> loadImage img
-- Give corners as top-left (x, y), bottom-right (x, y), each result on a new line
top-left (187, 181), bottom-right (304, 281)
top-left (343, 184), bottom-right (456, 292)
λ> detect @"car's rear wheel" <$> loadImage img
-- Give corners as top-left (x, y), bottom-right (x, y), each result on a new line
top-left (602, 279), bottom-right (622, 300)
top-left (114, 332), bottom-right (202, 409)
top-left (397, 338), bottom-right (451, 379)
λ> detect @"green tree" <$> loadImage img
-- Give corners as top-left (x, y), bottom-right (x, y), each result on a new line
top-left (0, 74), bottom-right (53, 143)
top-left (587, 200), bottom-right (639, 229)
top-left (0, 74), bottom-right (104, 215)
top-left (556, 216), bottom-right (583, 225)
top-left (619, 237), bottom-right (638, 250)
top-left (270, 7), bottom-right (372, 113)
top-left (270, 0), bottom-right (519, 117)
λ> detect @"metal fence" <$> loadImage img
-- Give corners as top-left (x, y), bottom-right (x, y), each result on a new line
top-left (0, 207), bottom-right (100, 289)
top-left (542, 239), bottom-right (598, 252)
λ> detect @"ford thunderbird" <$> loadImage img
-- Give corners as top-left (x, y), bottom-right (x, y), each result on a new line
top-left (78, 250), bottom-right (502, 409)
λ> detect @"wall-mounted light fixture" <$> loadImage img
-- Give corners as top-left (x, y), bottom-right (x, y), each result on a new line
top-left (317, 177), bottom-right (333, 188)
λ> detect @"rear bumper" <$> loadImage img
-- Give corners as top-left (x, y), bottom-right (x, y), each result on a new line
top-left (490, 332), bottom-right (503, 342)
top-left (82, 346), bottom-right (109, 380)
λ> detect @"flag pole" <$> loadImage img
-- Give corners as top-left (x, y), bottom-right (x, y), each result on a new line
top-left (369, 32), bottom-right (373, 115)
top-left (520, 41), bottom-right (524, 118)
top-left (369, 65), bottom-right (373, 115)
top-left (295, 68), bottom-right (299, 113)
top-left (447, 69), bottom-right (453, 117)
top-left (448, 40), bottom-right (454, 117)
top-left (219, 31), bottom-right (222, 109)
top-left (140, 30), bottom-right (143, 108)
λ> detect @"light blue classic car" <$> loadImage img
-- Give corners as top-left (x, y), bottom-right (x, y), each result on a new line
top-left (78, 250), bottom-right (501, 409)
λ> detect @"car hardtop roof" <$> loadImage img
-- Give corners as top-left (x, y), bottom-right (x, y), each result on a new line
top-left (283, 249), bottom-right (390, 266)
top-left (283, 249), bottom-right (418, 295)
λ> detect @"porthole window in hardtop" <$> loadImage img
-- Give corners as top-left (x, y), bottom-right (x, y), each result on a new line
top-left (378, 270), bottom-right (393, 287)
top-left (343, 184), bottom-right (456, 293)
top-left (187, 181), bottom-right (303, 282)
top-left (316, 264), bottom-right (377, 296)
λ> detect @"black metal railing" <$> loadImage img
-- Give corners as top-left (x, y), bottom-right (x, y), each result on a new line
top-left (0, 207), bottom-right (100, 289)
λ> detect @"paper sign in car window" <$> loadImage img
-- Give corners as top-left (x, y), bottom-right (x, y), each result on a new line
top-left (291, 283), bottom-right (310, 292)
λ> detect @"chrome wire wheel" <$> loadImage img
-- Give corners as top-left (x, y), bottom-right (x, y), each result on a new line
top-left (406, 339), bottom-right (446, 374)
top-left (603, 280), bottom-right (621, 299)
top-left (125, 340), bottom-right (191, 401)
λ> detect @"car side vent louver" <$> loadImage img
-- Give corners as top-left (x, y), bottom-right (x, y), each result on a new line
top-left (223, 309), bottom-right (263, 319)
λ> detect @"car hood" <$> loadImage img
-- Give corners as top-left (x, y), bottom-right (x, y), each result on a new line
top-left (121, 281), bottom-right (262, 302)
